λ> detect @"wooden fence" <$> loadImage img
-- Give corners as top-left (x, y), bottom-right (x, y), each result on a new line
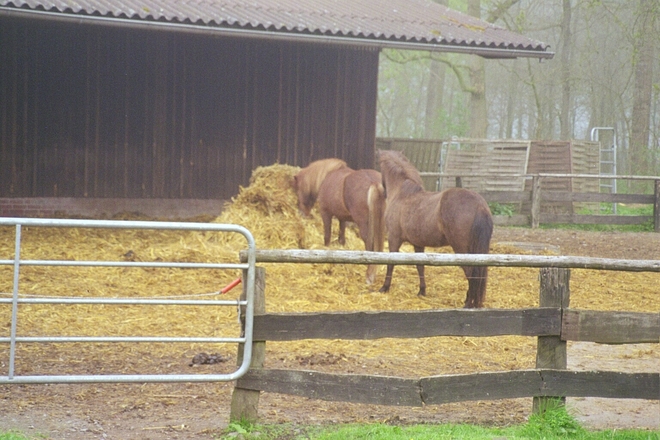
top-left (427, 173), bottom-right (660, 232)
top-left (229, 250), bottom-right (660, 422)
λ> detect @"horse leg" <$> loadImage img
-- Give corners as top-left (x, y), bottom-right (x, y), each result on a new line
top-left (461, 265), bottom-right (487, 308)
top-left (321, 211), bottom-right (333, 246)
top-left (338, 220), bottom-right (346, 245)
top-left (461, 266), bottom-right (475, 308)
top-left (353, 218), bottom-right (377, 285)
top-left (414, 246), bottom-right (426, 297)
top-left (378, 241), bottom-right (401, 293)
top-left (379, 264), bottom-right (394, 292)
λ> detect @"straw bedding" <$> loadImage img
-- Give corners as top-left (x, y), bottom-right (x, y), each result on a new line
top-left (0, 164), bottom-right (657, 378)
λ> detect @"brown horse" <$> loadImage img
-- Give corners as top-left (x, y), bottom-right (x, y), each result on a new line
top-left (377, 150), bottom-right (493, 308)
top-left (293, 159), bottom-right (386, 284)
top-left (292, 158), bottom-right (347, 216)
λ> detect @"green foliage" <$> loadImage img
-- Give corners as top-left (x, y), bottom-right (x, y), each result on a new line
top-left (518, 404), bottom-right (586, 438)
top-left (489, 202), bottom-right (516, 216)
top-left (575, 203), bottom-right (653, 216)
top-left (608, 204), bottom-right (652, 216)
top-left (226, 420), bottom-right (252, 435)
top-left (377, 49), bottom-right (471, 139)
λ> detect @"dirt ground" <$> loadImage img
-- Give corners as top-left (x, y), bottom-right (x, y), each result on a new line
top-left (1, 226), bottom-right (659, 439)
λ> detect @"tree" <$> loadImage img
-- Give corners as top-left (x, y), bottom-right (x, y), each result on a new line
top-left (559, 0), bottom-right (573, 140)
top-left (630, 0), bottom-right (657, 177)
top-left (467, 0), bottom-right (488, 138)
top-left (424, 0), bottom-right (448, 139)
top-left (377, 0), bottom-right (660, 183)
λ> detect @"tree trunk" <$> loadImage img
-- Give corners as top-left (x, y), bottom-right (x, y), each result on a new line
top-left (425, 0), bottom-right (448, 139)
top-left (505, 60), bottom-right (518, 138)
top-left (559, 0), bottom-right (572, 140)
top-left (468, 0), bottom-right (488, 138)
top-left (424, 59), bottom-right (445, 139)
top-left (630, 0), bottom-right (657, 178)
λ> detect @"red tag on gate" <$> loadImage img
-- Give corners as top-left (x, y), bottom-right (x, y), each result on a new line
top-left (220, 277), bottom-right (242, 294)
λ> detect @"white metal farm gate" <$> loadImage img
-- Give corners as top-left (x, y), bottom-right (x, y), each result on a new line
top-left (0, 218), bottom-right (256, 384)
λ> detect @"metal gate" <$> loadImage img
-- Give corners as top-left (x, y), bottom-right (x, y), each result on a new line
top-left (0, 218), bottom-right (256, 384)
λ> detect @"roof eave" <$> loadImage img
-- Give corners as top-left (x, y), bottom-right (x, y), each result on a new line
top-left (0, 6), bottom-right (554, 60)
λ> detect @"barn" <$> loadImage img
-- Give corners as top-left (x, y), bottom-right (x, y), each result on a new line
top-left (0, 0), bottom-right (552, 218)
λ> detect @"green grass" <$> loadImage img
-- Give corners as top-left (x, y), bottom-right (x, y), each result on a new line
top-left (542, 203), bottom-right (654, 232)
top-left (541, 221), bottom-right (654, 233)
top-left (218, 406), bottom-right (660, 439)
top-left (0, 432), bottom-right (38, 440)
top-left (490, 201), bottom-right (655, 232)
top-left (526, 203), bottom-right (653, 232)
top-left (3, 405), bottom-right (658, 440)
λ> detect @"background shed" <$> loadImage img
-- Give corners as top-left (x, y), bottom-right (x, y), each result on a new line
top-left (0, 0), bottom-right (552, 218)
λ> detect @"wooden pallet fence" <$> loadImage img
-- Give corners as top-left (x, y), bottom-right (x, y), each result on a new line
top-left (423, 174), bottom-right (660, 231)
top-left (230, 251), bottom-right (660, 422)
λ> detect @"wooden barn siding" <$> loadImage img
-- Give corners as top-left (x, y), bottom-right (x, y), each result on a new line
top-left (0, 18), bottom-right (379, 200)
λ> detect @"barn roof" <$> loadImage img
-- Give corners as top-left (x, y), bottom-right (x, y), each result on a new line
top-left (0, 0), bottom-right (553, 59)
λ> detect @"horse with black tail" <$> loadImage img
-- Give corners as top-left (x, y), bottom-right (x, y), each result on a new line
top-left (377, 150), bottom-right (493, 308)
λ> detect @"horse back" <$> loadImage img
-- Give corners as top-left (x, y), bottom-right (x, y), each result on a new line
top-left (387, 190), bottom-right (446, 247)
top-left (387, 187), bottom-right (492, 250)
top-left (293, 158), bottom-right (347, 214)
top-left (318, 166), bottom-right (354, 219)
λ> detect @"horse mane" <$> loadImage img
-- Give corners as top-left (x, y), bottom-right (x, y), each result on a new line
top-left (378, 150), bottom-right (424, 194)
top-left (293, 158), bottom-right (348, 209)
top-left (400, 179), bottom-right (424, 196)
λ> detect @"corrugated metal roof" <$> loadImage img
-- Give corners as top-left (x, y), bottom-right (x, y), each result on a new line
top-left (0, 0), bottom-right (553, 58)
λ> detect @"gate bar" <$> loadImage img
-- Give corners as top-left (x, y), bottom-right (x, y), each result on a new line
top-left (0, 217), bottom-right (257, 384)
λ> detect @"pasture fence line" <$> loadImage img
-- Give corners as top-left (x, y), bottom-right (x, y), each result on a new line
top-left (230, 250), bottom-right (660, 423)
top-left (418, 172), bottom-right (660, 231)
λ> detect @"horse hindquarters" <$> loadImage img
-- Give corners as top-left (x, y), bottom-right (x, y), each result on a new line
top-left (318, 168), bottom-right (353, 245)
top-left (463, 207), bottom-right (493, 308)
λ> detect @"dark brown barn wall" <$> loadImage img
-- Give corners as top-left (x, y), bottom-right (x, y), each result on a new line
top-left (0, 17), bottom-right (379, 202)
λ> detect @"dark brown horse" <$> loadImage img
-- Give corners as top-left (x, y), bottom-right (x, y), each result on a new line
top-left (377, 150), bottom-right (493, 308)
top-left (293, 159), bottom-right (386, 284)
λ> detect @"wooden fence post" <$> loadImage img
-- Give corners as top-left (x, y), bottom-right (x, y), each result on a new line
top-left (533, 267), bottom-right (570, 413)
top-left (654, 179), bottom-right (660, 232)
top-left (531, 175), bottom-right (542, 229)
top-left (230, 266), bottom-right (266, 423)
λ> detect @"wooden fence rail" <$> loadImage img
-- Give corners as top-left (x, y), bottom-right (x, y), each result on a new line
top-left (420, 173), bottom-right (660, 231)
top-left (230, 251), bottom-right (660, 422)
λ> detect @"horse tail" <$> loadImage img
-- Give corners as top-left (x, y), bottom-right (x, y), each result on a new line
top-left (367, 182), bottom-right (386, 252)
top-left (465, 207), bottom-right (493, 308)
top-left (365, 182), bottom-right (386, 284)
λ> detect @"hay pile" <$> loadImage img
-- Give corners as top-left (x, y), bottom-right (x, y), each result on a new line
top-left (0, 163), bottom-right (656, 378)
top-left (213, 164), bottom-right (309, 249)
